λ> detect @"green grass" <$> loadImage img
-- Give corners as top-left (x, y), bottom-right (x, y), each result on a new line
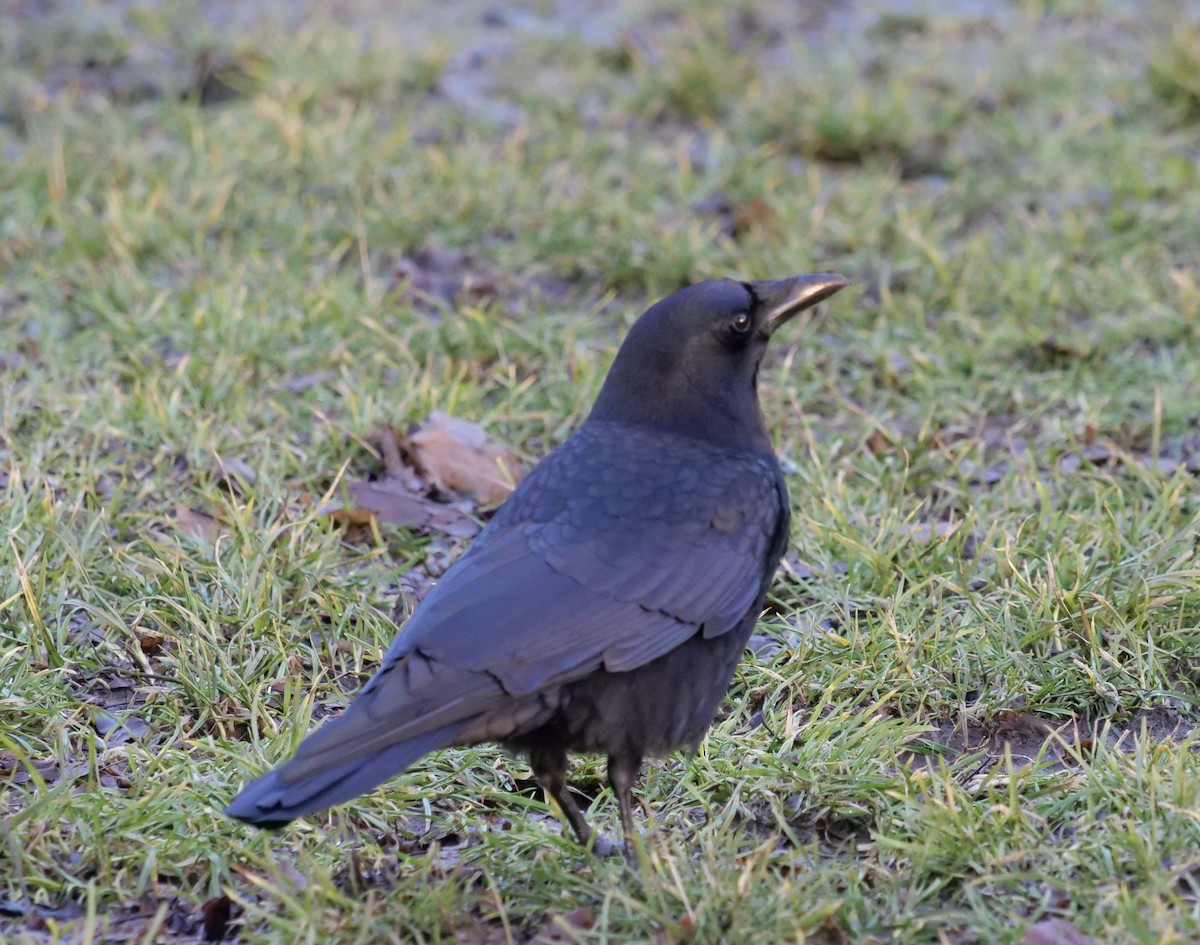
top-left (2, 0), bottom-right (1200, 942)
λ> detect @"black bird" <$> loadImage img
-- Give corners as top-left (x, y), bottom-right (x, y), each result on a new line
top-left (226, 272), bottom-right (848, 862)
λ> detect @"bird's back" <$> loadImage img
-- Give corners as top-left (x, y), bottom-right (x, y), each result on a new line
top-left (495, 419), bottom-right (790, 761)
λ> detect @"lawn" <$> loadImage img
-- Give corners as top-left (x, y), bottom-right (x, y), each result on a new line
top-left (2, 0), bottom-right (1200, 942)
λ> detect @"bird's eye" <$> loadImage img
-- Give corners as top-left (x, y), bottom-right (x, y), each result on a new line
top-left (730, 312), bottom-right (752, 334)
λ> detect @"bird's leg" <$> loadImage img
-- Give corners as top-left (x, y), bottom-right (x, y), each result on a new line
top-left (607, 752), bottom-right (643, 867)
top-left (530, 747), bottom-right (592, 847)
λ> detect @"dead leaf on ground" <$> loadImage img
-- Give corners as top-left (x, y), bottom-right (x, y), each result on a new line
top-left (212, 456), bottom-right (256, 494)
top-left (1038, 335), bottom-right (1090, 361)
top-left (135, 628), bottom-right (168, 655)
top-left (534, 907), bottom-right (597, 943)
top-left (1056, 439), bottom-right (1200, 478)
top-left (320, 479), bottom-right (478, 537)
top-left (317, 419), bottom-right (519, 537)
top-left (191, 50), bottom-right (261, 106)
top-left (387, 244), bottom-right (504, 314)
top-left (409, 411), bottom-right (522, 505)
top-left (905, 519), bottom-right (961, 543)
top-left (174, 504), bottom-right (226, 543)
top-left (200, 894), bottom-right (233, 942)
top-left (1, 754), bottom-right (89, 788)
top-left (90, 707), bottom-right (152, 748)
top-left (864, 427), bottom-right (900, 457)
top-left (1021, 918), bottom-right (1095, 945)
top-left (453, 925), bottom-right (510, 945)
top-left (692, 191), bottom-right (783, 241)
top-left (85, 674), bottom-right (140, 708)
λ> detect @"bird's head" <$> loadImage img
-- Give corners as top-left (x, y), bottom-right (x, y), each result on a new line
top-left (589, 273), bottom-right (848, 455)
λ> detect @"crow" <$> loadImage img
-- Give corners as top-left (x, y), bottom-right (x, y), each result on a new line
top-left (226, 272), bottom-right (848, 863)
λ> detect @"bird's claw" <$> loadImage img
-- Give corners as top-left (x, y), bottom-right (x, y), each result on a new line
top-left (587, 832), bottom-right (639, 868)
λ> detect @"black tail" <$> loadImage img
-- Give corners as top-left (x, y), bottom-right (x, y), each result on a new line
top-left (225, 724), bottom-right (459, 827)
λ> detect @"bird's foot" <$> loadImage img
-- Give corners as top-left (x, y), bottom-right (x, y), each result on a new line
top-left (587, 831), bottom-right (623, 860)
top-left (586, 831), bottom-right (640, 868)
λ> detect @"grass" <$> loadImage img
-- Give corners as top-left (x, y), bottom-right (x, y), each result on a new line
top-left (2, 0), bottom-right (1200, 941)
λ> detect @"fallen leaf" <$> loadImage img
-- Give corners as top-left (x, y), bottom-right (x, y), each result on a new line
top-left (692, 191), bottom-right (782, 241)
top-left (2, 755), bottom-right (89, 788)
top-left (1039, 336), bottom-right (1089, 360)
top-left (864, 428), bottom-right (897, 457)
top-left (174, 504), bottom-right (225, 542)
top-left (90, 708), bottom-right (152, 748)
top-left (409, 411), bottom-right (522, 505)
top-left (317, 424), bottom-right (502, 538)
top-left (1021, 918), bottom-right (1095, 945)
top-left (213, 456), bottom-right (256, 494)
top-left (534, 907), bottom-right (597, 942)
top-left (87, 674), bottom-right (140, 708)
top-left (1056, 453), bottom-right (1082, 475)
top-left (376, 422), bottom-right (410, 481)
top-left (200, 894), bottom-right (233, 942)
top-left (135, 628), bottom-right (168, 655)
top-left (1139, 453), bottom-right (1187, 475)
top-left (191, 49), bottom-right (261, 106)
top-left (558, 907), bottom-right (596, 930)
top-left (906, 520), bottom-right (961, 542)
top-left (1081, 441), bottom-right (1115, 465)
top-left (0, 896), bottom-right (79, 921)
top-left (320, 480), bottom-right (478, 537)
top-left (387, 244), bottom-right (503, 314)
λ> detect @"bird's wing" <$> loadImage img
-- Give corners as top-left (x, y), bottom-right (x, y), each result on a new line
top-left (395, 440), bottom-right (785, 691)
top-left (279, 448), bottom-right (783, 782)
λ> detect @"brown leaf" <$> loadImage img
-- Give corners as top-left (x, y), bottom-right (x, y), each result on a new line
top-left (90, 708), bottom-right (152, 748)
top-left (1040, 336), bottom-right (1085, 360)
top-left (376, 424), bottom-right (409, 481)
top-left (317, 424), bottom-right (496, 538)
top-left (535, 906), bottom-right (598, 942)
top-left (1081, 442), bottom-right (1114, 465)
top-left (692, 191), bottom-right (782, 241)
top-left (200, 894), bottom-right (233, 942)
top-left (192, 49), bottom-right (261, 106)
top-left (1021, 918), bottom-right (1095, 945)
top-left (135, 628), bottom-right (168, 655)
top-left (213, 456), bottom-right (256, 494)
top-left (2, 755), bottom-right (88, 788)
top-left (906, 520), bottom-right (961, 543)
top-left (865, 428), bottom-right (896, 457)
top-left (1056, 453), bottom-right (1083, 475)
top-left (387, 244), bottom-right (503, 314)
top-left (174, 504), bottom-right (225, 542)
top-left (559, 907), bottom-right (596, 930)
top-left (409, 411), bottom-right (522, 505)
top-left (319, 480), bottom-right (477, 537)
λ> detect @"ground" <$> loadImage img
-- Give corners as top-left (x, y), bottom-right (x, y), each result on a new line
top-left (2, 0), bottom-right (1200, 942)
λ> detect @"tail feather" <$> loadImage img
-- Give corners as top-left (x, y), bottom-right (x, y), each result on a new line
top-left (225, 723), bottom-right (461, 827)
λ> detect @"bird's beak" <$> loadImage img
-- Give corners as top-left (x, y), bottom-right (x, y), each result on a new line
top-left (752, 272), bottom-right (849, 336)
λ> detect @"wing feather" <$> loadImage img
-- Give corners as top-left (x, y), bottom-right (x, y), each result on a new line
top-left (273, 426), bottom-right (784, 784)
